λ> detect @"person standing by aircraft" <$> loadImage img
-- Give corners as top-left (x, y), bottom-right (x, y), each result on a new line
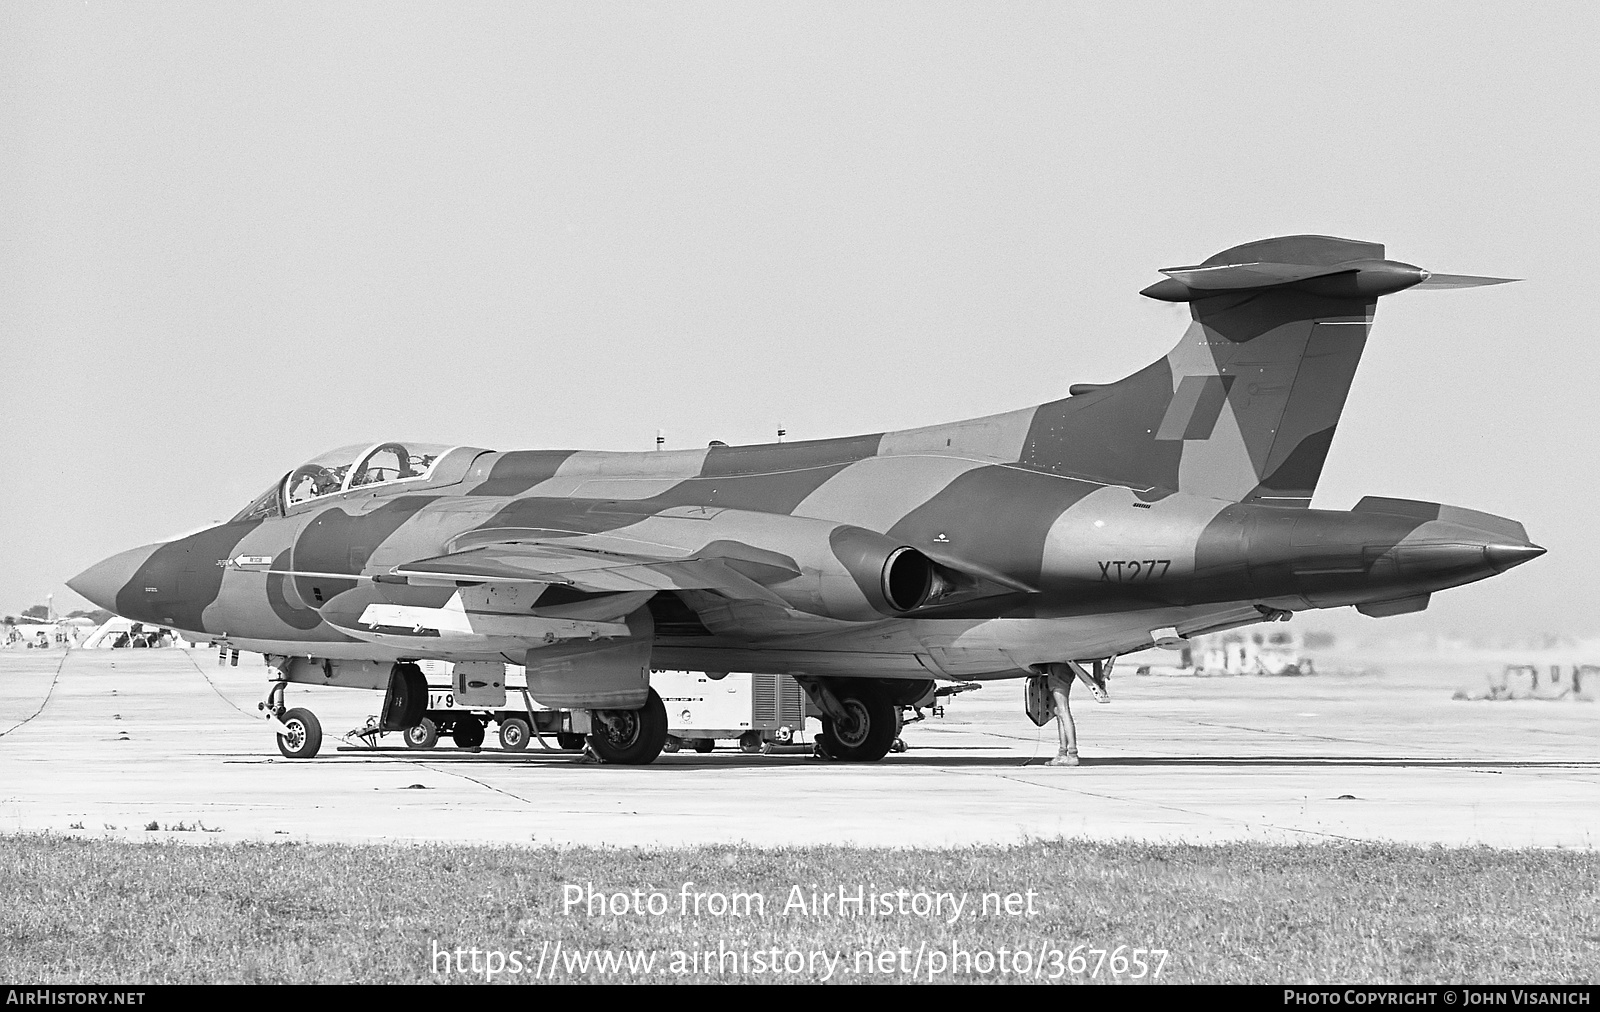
top-left (1045, 661), bottom-right (1109, 766)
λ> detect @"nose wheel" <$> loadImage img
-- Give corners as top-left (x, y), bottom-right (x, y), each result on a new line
top-left (275, 707), bottom-right (323, 759)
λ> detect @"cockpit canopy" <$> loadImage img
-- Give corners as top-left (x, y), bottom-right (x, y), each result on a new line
top-left (285, 441), bottom-right (451, 506)
top-left (232, 441), bottom-right (457, 521)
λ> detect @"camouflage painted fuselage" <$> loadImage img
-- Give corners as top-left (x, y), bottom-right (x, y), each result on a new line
top-left (71, 235), bottom-right (1541, 684)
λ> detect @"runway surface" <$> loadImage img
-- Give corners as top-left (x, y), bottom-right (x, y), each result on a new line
top-left (2, 648), bottom-right (1597, 848)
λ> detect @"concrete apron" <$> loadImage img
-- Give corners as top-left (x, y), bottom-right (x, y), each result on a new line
top-left (1, 649), bottom-right (1597, 848)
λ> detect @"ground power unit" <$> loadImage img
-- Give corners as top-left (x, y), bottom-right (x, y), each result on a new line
top-left (652, 670), bottom-right (815, 753)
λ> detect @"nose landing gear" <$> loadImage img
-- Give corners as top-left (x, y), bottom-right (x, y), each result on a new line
top-left (258, 661), bottom-right (326, 759)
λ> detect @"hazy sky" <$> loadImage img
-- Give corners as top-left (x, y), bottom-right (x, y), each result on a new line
top-left (3, 2), bottom-right (1596, 638)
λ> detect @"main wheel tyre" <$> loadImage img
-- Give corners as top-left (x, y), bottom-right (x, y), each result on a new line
top-left (451, 716), bottom-right (485, 749)
top-left (692, 738), bottom-right (714, 754)
top-left (819, 686), bottom-right (897, 762)
top-left (555, 732), bottom-right (586, 751)
top-left (403, 717), bottom-right (438, 750)
top-left (498, 717), bottom-right (531, 752)
top-left (587, 688), bottom-right (668, 765)
top-left (276, 707), bottom-right (322, 759)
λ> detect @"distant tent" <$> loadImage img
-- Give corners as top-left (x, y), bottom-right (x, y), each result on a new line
top-left (81, 617), bottom-right (195, 649)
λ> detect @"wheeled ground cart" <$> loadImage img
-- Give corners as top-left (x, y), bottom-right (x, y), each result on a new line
top-left (653, 671), bottom-right (816, 753)
top-left (393, 660), bottom-right (589, 752)
top-left (398, 684), bottom-right (589, 751)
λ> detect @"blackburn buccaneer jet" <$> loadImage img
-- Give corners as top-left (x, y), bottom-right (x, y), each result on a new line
top-left (69, 235), bottom-right (1540, 764)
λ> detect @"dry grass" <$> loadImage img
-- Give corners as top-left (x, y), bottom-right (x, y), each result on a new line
top-left (2, 835), bottom-right (1597, 983)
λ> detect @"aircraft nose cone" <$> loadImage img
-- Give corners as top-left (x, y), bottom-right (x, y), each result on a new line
top-left (67, 544), bottom-right (163, 612)
top-left (1485, 542), bottom-right (1546, 574)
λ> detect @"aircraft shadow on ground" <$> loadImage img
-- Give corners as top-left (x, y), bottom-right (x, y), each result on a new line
top-left (1071, 756), bottom-right (1600, 769)
top-left (311, 748), bottom-right (1600, 771)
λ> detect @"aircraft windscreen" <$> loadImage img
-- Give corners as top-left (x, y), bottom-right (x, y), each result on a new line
top-left (231, 481), bottom-right (285, 522)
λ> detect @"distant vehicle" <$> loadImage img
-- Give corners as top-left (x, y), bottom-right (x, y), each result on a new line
top-left (1132, 628), bottom-right (1314, 676)
top-left (1194, 628), bottom-right (1313, 676)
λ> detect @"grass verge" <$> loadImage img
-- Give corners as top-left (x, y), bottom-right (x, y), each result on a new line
top-left (2, 834), bottom-right (1597, 983)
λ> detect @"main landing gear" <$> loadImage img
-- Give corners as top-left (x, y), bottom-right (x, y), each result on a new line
top-left (586, 688), bottom-right (668, 765)
top-left (800, 679), bottom-right (921, 763)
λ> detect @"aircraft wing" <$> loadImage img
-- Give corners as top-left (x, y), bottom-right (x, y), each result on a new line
top-left (388, 510), bottom-right (1030, 623)
top-left (391, 541), bottom-right (792, 600)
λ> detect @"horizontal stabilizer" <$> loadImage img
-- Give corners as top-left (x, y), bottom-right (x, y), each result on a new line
top-left (1142, 235), bottom-right (1519, 303)
top-left (1411, 273), bottom-right (1518, 290)
top-left (1156, 264), bottom-right (1517, 296)
top-left (1353, 496), bottom-right (1529, 544)
top-left (1159, 261), bottom-right (1354, 291)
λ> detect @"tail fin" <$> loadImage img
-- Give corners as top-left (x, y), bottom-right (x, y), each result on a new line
top-left (1018, 235), bottom-right (1512, 506)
